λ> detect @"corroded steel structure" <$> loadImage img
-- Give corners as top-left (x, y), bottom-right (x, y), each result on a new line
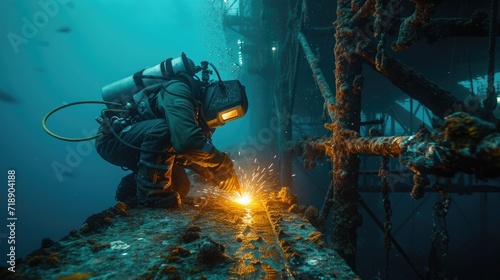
top-left (271, 0), bottom-right (500, 271)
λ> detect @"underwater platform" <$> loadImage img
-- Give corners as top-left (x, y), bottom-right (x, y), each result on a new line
top-left (3, 185), bottom-right (358, 280)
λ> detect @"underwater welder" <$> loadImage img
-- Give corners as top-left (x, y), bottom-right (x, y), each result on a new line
top-left (95, 53), bottom-right (248, 208)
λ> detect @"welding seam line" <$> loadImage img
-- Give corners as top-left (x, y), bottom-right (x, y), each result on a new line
top-left (261, 200), bottom-right (296, 280)
top-left (196, 200), bottom-right (281, 277)
top-left (145, 198), bottom-right (213, 279)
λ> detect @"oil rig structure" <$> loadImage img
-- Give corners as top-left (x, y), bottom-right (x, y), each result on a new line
top-left (222, 0), bottom-right (500, 279)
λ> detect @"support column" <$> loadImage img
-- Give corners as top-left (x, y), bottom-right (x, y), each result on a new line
top-left (330, 0), bottom-right (364, 269)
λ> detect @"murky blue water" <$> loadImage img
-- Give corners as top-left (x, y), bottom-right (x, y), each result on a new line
top-left (0, 0), bottom-right (250, 263)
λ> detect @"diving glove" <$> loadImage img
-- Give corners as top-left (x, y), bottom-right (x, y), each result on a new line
top-left (209, 153), bottom-right (241, 194)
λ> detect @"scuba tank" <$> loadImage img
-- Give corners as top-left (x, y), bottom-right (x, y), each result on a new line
top-left (101, 52), bottom-right (248, 128)
top-left (102, 52), bottom-right (198, 109)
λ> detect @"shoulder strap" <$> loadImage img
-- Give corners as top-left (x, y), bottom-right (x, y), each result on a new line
top-left (175, 73), bottom-right (202, 101)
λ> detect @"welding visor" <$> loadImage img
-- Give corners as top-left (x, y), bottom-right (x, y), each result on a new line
top-left (201, 80), bottom-right (248, 128)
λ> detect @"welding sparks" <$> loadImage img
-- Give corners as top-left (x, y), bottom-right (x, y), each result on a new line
top-left (234, 192), bottom-right (252, 205)
top-left (229, 158), bottom-right (278, 207)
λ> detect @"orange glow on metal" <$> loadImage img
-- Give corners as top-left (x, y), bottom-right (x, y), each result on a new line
top-left (231, 158), bottom-right (276, 207)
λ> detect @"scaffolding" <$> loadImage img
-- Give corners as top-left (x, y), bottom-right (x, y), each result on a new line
top-left (231, 0), bottom-right (500, 278)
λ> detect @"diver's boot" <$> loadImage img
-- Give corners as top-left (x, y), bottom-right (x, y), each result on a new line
top-left (136, 163), bottom-right (181, 208)
top-left (115, 173), bottom-right (138, 208)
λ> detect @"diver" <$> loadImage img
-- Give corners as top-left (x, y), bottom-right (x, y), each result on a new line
top-left (94, 53), bottom-right (248, 208)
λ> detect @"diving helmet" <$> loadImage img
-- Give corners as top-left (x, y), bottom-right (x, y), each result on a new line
top-left (201, 80), bottom-right (248, 129)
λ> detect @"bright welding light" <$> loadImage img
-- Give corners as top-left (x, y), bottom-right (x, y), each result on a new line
top-left (234, 193), bottom-right (252, 205)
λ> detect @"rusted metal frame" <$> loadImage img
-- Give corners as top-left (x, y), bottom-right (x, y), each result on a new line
top-left (354, 40), bottom-right (468, 119)
top-left (294, 135), bottom-right (406, 159)
top-left (297, 31), bottom-right (336, 122)
top-left (344, 135), bottom-right (408, 157)
top-left (392, 0), bottom-right (444, 51)
top-left (373, 0), bottom-right (390, 39)
top-left (310, 130), bottom-right (499, 177)
top-left (300, 0), bottom-right (499, 271)
top-left (329, 0), bottom-right (365, 269)
top-left (351, 0), bottom-right (376, 22)
top-left (304, 16), bottom-right (500, 42)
